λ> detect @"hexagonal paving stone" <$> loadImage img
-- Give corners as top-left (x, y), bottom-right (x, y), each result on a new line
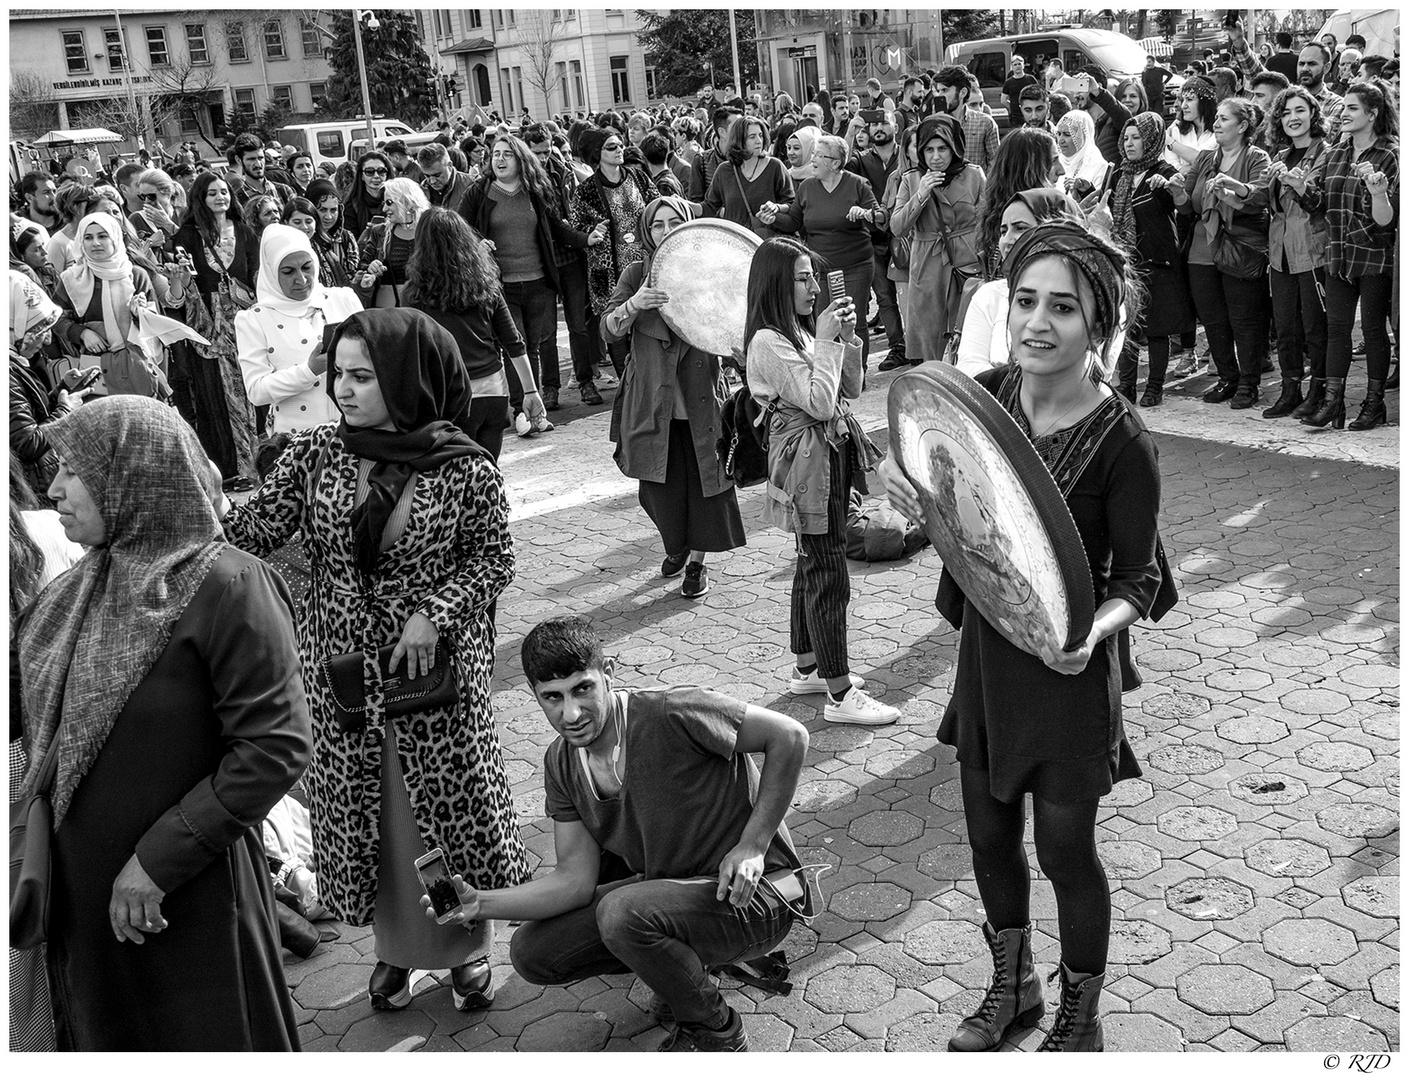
top-left (1316, 803), bottom-right (1398, 839)
top-left (1229, 773), bottom-right (1309, 805)
top-left (830, 882), bottom-right (913, 922)
top-left (1103, 778), bottom-right (1155, 807)
top-left (1369, 965), bottom-right (1398, 1010)
top-left (1263, 918), bottom-right (1359, 966)
top-left (793, 779), bottom-right (859, 812)
top-left (1295, 742), bottom-right (1374, 773)
top-left (1166, 877), bottom-right (1256, 920)
top-left (293, 963), bottom-right (371, 1010)
top-left (1342, 876), bottom-right (1398, 918)
top-left (803, 963), bottom-right (897, 1014)
top-left (1096, 840), bottom-right (1163, 879)
top-left (863, 749), bottom-right (934, 779)
top-left (1284, 1016), bottom-right (1390, 1052)
top-left (1245, 838), bottom-right (1332, 878)
top-left (1147, 744), bottom-right (1226, 774)
top-left (338, 1009), bottom-right (433, 1051)
top-left (884, 1010), bottom-right (957, 1051)
top-left (848, 809), bottom-right (925, 847)
top-left (929, 778), bottom-right (965, 812)
top-left (1157, 805), bottom-right (1239, 841)
top-left (902, 919), bottom-right (986, 966)
top-left (1102, 1012), bottom-right (1185, 1052)
top-left (1141, 692), bottom-right (1212, 720)
top-left (1215, 715), bottom-right (1290, 744)
top-left (918, 844), bottom-right (973, 883)
top-left (1279, 688), bottom-right (1353, 716)
top-left (810, 726), bottom-right (875, 754)
top-left (1108, 920), bottom-right (1173, 964)
top-left (516, 1011), bottom-right (611, 1052)
top-left (1176, 963), bottom-right (1275, 1015)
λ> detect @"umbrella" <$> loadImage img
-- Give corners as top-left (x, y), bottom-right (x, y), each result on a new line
top-left (32, 128), bottom-right (124, 148)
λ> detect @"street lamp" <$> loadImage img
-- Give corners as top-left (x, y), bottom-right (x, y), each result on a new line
top-left (352, 10), bottom-right (378, 147)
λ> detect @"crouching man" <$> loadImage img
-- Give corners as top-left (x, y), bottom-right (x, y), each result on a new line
top-left (423, 615), bottom-right (811, 1051)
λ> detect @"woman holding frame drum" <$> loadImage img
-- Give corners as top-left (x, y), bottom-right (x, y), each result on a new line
top-left (879, 221), bottom-right (1174, 1052)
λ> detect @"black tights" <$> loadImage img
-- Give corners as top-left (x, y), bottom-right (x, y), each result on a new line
top-left (960, 766), bottom-right (1110, 976)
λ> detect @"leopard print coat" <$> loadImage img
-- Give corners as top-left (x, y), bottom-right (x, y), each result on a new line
top-left (223, 425), bottom-right (529, 925)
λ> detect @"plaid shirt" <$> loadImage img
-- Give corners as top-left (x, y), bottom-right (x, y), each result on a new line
top-left (1307, 136), bottom-right (1399, 278)
top-left (1230, 36), bottom-right (1344, 143)
top-left (961, 106), bottom-right (1000, 175)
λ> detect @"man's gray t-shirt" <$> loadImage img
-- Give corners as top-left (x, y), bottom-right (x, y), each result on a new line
top-left (543, 686), bottom-right (801, 879)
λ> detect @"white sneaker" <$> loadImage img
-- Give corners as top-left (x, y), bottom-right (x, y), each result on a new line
top-left (788, 668), bottom-right (866, 695)
top-left (597, 370), bottom-right (619, 387)
top-left (824, 688), bottom-right (899, 726)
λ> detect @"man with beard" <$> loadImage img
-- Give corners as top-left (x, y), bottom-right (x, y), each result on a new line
top-left (1017, 84), bottom-right (1055, 132)
top-left (18, 172), bottom-right (61, 230)
top-left (1229, 20), bottom-right (1343, 141)
top-left (847, 110), bottom-right (907, 369)
top-left (895, 75), bottom-right (928, 137)
top-left (934, 66), bottom-right (998, 173)
top-left (227, 134), bottom-right (294, 209)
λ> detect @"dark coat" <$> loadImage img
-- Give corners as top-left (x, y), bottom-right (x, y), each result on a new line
top-left (171, 221), bottom-right (258, 298)
top-left (9, 352), bottom-right (70, 493)
top-left (459, 174), bottom-right (591, 292)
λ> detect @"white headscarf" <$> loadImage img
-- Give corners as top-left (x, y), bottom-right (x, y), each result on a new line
top-left (60, 211), bottom-right (139, 351)
top-left (10, 268), bottom-right (61, 347)
top-left (255, 223), bottom-right (327, 318)
top-left (1056, 110), bottom-right (1110, 190)
top-left (788, 127), bottom-right (819, 182)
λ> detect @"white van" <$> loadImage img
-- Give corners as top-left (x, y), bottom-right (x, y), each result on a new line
top-left (947, 28), bottom-right (1183, 130)
top-left (275, 119), bottom-right (421, 171)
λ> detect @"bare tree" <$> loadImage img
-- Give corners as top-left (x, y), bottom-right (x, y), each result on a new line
top-left (512, 10), bottom-right (572, 115)
top-left (10, 69), bottom-right (61, 140)
top-left (147, 55), bottom-right (229, 154)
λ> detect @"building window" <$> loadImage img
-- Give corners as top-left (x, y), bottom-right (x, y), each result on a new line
top-left (271, 85), bottom-right (294, 112)
top-left (179, 108), bottom-right (201, 136)
top-left (466, 10), bottom-right (482, 30)
top-left (301, 19), bottom-right (322, 58)
top-left (571, 59), bottom-right (584, 108)
top-left (492, 11), bottom-right (502, 29)
top-left (226, 22), bottom-right (249, 63)
top-left (104, 28), bottom-right (125, 71)
top-left (501, 68), bottom-right (514, 112)
top-left (645, 67), bottom-right (658, 100)
top-left (62, 30), bottom-right (89, 75)
top-left (474, 63), bottom-right (492, 105)
top-left (264, 19), bottom-right (286, 60)
top-left (310, 81), bottom-right (328, 110)
top-left (146, 26), bottom-right (170, 67)
top-left (513, 66), bottom-right (525, 112)
top-left (555, 61), bottom-right (568, 110)
top-left (234, 87), bottom-right (257, 113)
top-left (186, 23), bottom-right (210, 65)
top-left (610, 55), bottom-right (630, 104)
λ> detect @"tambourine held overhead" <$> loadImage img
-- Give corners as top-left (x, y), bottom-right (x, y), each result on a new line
top-left (887, 366), bottom-right (1094, 657)
top-left (648, 219), bottom-right (761, 358)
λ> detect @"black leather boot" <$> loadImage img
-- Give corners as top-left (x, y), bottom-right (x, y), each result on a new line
top-left (1202, 380), bottom-right (1237, 403)
top-left (947, 923), bottom-right (1044, 1051)
top-left (1348, 378), bottom-right (1388, 430)
top-left (276, 902), bottom-right (320, 959)
top-left (1301, 376), bottom-right (1346, 429)
top-left (1291, 377), bottom-right (1325, 420)
top-left (1262, 377), bottom-right (1303, 418)
top-left (1037, 964), bottom-right (1105, 1052)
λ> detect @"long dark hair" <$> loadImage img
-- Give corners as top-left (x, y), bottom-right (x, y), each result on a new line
top-left (304, 178), bottom-right (344, 238)
top-left (405, 207), bottom-right (501, 312)
top-left (977, 128), bottom-right (1059, 275)
top-left (491, 134), bottom-right (557, 205)
top-left (1346, 80), bottom-right (1399, 140)
top-left (1266, 86), bottom-right (1327, 153)
top-left (1175, 85), bottom-right (1217, 136)
top-left (745, 235), bottom-right (815, 356)
top-left (181, 170), bottom-right (245, 243)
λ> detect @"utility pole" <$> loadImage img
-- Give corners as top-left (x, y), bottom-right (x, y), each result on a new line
top-left (111, 9), bottom-right (150, 152)
top-left (729, 9), bottom-right (743, 98)
top-left (352, 11), bottom-right (376, 146)
top-left (840, 9), bottom-right (853, 93)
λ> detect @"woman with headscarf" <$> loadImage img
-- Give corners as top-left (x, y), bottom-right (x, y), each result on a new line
top-left (880, 222), bottom-right (1173, 1053)
top-left (10, 270), bottom-right (78, 495)
top-left (1097, 111), bottom-right (1196, 405)
top-left (17, 395), bottom-right (312, 1050)
top-left (889, 114), bottom-right (986, 363)
top-left (11, 217), bottom-right (58, 294)
top-left (603, 196), bottom-right (746, 600)
top-left (235, 224), bottom-right (362, 434)
top-left (306, 178), bottom-right (361, 290)
top-left (568, 127), bottom-right (656, 382)
top-left (1055, 110), bottom-right (1112, 196)
top-left (220, 309), bottom-right (530, 1016)
top-left (785, 125), bottom-right (820, 185)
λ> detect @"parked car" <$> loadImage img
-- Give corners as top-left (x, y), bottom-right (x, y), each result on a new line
top-left (275, 119), bottom-right (422, 172)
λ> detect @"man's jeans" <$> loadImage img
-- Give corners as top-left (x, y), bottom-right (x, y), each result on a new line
top-left (510, 874), bottom-right (794, 1028)
top-left (551, 256), bottom-right (598, 386)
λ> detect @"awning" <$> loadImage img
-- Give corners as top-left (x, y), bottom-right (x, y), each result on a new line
top-left (441, 36), bottom-right (496, 55)
top-left (33, 127), bottom-right (124, 147)
top-left (1139, 37), bottom-right (1175, 58)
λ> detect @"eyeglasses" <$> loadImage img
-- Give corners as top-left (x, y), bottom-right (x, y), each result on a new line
top-left (138, 191), bottom-right (162, 203)
top-left (362, 166), bottom-right (388, 177)
top-left (602, 141), bottom-right (624, 151)
top-left (794, 272), bottom-right (819, 284)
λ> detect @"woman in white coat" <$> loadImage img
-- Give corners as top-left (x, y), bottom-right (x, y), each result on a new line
top-left (236, 224), bottom-right (362, 434)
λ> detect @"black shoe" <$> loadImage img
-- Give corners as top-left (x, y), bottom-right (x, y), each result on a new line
top-left (659, 1006), bottom-right (748, 1051)
top-left (1229, 385), bottom-right (1259, 409)
top-left (1262, 378), bottom-right (1303, 418)
top-left (1202, 380), bottom-right (1237, 404)
top-left (451, 958), bottom-right (495, 1012)
top-left (580, 382), bottom-right (604, 406)
top-left (541, 386), bottom-right (560, 411)
top-left (1347, 379), bottom-right (1388, 431)
top-left (1115, 383), bottom-right (1137, 403)
top-left (1292, 377), bottom-right (1325, 420)
top-left (682, 561), bottom-right (709, 599)
top-left (661, 550), bottom-right (689, 578)
top-left (369, 961), bottom-right (412, 1010)
top-left (1139, 387), bottom-right (1163, 407)
top-left (1301, 376), bottom-right (1346, 429)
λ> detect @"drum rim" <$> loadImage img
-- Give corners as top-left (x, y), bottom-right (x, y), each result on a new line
top-left (648, 218), bottom-right (761, 354)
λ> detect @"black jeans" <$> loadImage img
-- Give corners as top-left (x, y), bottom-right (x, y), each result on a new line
top-left (1326, 271), bottom-right (1393, 381)
top-left (501, 277), bottom-right (559, 409)
top-left (841, 259), bottom-right (875, 369)
top-left (871, 245), bottom-right (905, 351)
top-left (1269, 266), bottom-right (1327, 382)
top-left (1186, 263), bottom-right (1267, 387)
top-left (1116, 335), bottom-right (1171, 391)
top-left (464, 393), bottom-right (506, 461)
top-left (551, 257), bottom-right (597, 387)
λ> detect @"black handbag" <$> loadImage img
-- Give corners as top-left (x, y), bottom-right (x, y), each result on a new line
top-left (718, 385), bottom-right (776, 487)
top-left (319, 641), bottom-right (459, 734)
top-left (10, 727), bottom-right (61, 950)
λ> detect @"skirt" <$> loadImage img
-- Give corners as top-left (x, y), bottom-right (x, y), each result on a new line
top-left (638, 419), bottom-right (747, 556)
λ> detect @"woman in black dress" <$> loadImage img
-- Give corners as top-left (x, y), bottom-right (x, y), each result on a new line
top-left (880, 222), bottom-right (1174, 1052)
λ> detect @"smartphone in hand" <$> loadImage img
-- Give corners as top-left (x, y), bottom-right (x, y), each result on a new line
top-left (321, 322), bottom-right (342, 355)
top-left (827, 269), bottom-right (847, 307)
top-left (415, 848), bottom-right (462, 925)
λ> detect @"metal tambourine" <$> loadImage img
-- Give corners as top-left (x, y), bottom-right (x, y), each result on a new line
top-left (647, 218), bottom-right (761, 357)
top-left (887, 365), bottom-right (1094, 657)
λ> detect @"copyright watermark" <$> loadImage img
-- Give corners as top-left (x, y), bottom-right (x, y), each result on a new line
top-left (1324, 1055), bottom-right (1393, 1072)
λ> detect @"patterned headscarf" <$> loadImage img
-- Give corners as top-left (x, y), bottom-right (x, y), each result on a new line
top-left (1006, 220), bottom-right (1127, 341)
top-left (916, 114), bottom-right (967, 187)
top-left (1109, 112), bottom-right (1169, 249)
top-left (18, 396), bottom-right (226, 824)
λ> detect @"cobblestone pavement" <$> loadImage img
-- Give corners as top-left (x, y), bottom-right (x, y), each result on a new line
top-left (283, 335), bottom-right (1398, 1052)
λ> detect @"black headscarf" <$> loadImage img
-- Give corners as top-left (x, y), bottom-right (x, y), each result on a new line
top-left (916, 114), bottom-right (968, 188)
top-left (326, 308), bottom-right (486, 576)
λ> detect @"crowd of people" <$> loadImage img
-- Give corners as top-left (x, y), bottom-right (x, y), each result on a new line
top-left (7, 18), bottom-right (1398, 1056)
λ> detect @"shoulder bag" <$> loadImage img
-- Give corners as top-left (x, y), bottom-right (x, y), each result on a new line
top-left (732, 164), bottom-right (773, 239)
top-left (10, 719), bottom-right (62, 949)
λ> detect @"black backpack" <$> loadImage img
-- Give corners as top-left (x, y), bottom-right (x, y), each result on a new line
top-left (717, 375), bottom-right (776, 488)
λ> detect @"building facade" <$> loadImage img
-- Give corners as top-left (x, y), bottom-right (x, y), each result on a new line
top-left (9, 8), bottom-right (335, 153)
top-left (754, 10), bottom-right (948, 102)
top-left (416, 7), bottom-right (667, 122)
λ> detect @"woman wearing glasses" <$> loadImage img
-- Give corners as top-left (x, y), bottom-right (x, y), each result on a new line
top-left (356, 178), bottom-right (431, 309)
top-left (343, 151), bottom-right (393, 240)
